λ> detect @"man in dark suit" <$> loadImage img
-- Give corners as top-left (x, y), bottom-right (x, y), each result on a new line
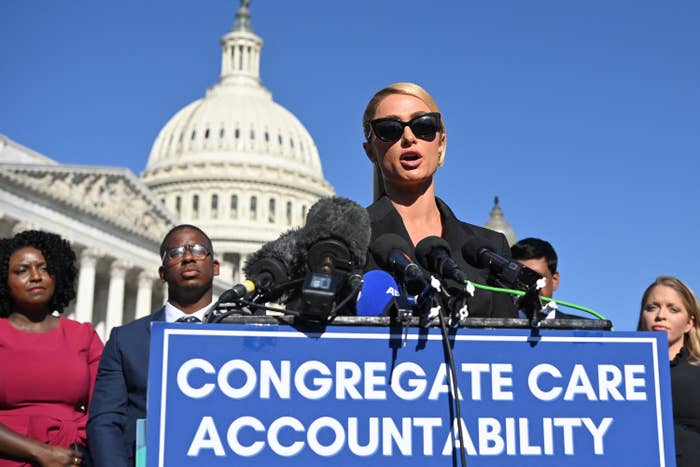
top-left (87, 224), bottom-right (219, 467)
top-left (510, 237), bottom-right (584, 319)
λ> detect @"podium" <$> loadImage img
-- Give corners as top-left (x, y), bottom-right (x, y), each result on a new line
top-left (145, 316), bottom-right (676, 466)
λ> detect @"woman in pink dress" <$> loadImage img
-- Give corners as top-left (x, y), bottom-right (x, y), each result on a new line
top-left (0, 231), bottom-right (103, 467)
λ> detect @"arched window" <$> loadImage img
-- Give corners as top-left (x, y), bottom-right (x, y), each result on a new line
top-left (175, 196), bottom-right (181, 215)
top-left (286, 201), bottom-right (292, 226)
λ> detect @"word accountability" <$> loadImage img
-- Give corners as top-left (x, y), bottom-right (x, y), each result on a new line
top-left (186, 415), bottom-right (613, 458)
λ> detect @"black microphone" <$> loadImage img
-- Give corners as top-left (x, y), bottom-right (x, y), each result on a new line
top-left (300, 196), bottom-right (371, 272)
top-left (297, 196), bottom-right (371, 320)
top-left (414, 236), bottom-right (468, 283)
top-left (224, 228), bottom-right (305, 302)
top-left (461, 237), bottom-right (542, 290)
top-left (369, 233), bottom-right (427, 294)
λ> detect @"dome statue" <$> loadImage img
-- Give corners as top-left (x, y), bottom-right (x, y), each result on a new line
top-left (484, 196), bottom-right (517, 247)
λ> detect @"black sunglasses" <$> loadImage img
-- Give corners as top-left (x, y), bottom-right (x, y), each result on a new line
top-left (365, 112), bottom-right (442, 143)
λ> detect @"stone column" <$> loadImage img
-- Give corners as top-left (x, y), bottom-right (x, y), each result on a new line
top-left (11, 221), bottom-right (35, 235)
top-left (233, 44), bottom-right (239, 71)
top-left (161, 280), bottom-right (169, 306)
top-left (105, 260), bottom-right (129, 338)
top-left (239, 254), bottom-right (249, 280)
top-left (135, 271), bottom-right (155, 319)
top-left (75, 249), bottom-right (99, 324)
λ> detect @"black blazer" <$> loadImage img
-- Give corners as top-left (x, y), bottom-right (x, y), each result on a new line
top-left (366, 196), bottom-right (517, 318)
top-left (87, 308), bottom-right (165, 467)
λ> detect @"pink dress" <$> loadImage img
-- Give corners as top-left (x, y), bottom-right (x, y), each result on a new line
top-left (0, 318), bottom-right (103, 466)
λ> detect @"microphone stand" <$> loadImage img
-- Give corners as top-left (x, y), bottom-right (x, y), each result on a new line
top-left (518, 284), bottom-right (546, 328)
top-left (428, 276), bottom-right (469, 467)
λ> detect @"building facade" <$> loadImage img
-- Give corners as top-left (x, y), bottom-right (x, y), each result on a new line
top-left (0, 1), bottom-right (334, 339)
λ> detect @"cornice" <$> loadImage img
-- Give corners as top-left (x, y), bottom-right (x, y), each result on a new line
top-left (0, 164), bottom-right (177, 243)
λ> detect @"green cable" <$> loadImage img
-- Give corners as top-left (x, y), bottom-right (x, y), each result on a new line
top-left (465, 281), bottom-right (609, 322)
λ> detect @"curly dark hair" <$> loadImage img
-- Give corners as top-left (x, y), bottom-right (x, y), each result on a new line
top-left (0, 230), bottom-right (78, 316)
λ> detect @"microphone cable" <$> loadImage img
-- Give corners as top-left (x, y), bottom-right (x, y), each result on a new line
top-left (462, 281), bottom-right (610, 323)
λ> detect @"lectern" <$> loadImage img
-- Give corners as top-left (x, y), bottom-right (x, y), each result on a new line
top-left (144, 316), bottom-right (675, 466)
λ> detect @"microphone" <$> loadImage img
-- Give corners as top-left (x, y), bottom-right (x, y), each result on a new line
top-left (355, 270), bottom-right (414, 317)
top-left (369, 233), bottom-right (427, 294)
top-left (297, 196), bottom-right (372, 320)
top-left (300, 196), bottom-right (371, 272)
top-left (461, 238), bottom-right (542, 291)
top-left (222, 228), bottom-right (305, 303)
top-left (414, 236), bottom-right (468, 283)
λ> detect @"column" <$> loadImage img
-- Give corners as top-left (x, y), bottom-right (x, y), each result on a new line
top-left (11, 221), bottom-right (35, 235)
top-left (239, 254), bottom-right (250, 280)
top-left (161, 280), bottom-right (169, 306)
top-left (233, 44), bottom-right (239, 71)
top-left (219, 252), bottom-right (234, 284)
top-left (105, 260), bottom-right (129, 338)
top-left (75, 249), bottom-right (99, 324)
top-left (135, 271), bottom-right (155, 319)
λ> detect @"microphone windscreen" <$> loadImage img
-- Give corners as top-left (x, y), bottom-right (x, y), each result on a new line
top-left (461, 237), bottom-right (498, 269)
top-left (355, 270), bottom-right (399, 316)
top-left (243, 228), bottom-right (306, 279)
top-left (369, 233), bottom-right (413, 268)
top-left (414, 236), bottom-right (451, 272)
top-left (302, 196), bottom-right (371, 270)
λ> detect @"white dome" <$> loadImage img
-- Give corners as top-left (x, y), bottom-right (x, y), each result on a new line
top-left (145, 81), bottom-right (325, 181)
top-left (140, 1), bottom-right (333, 283)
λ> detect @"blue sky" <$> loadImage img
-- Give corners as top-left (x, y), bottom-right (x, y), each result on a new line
top-left (2, 0), bottom-right (699, 331)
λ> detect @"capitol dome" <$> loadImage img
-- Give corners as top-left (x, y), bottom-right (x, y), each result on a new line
top-left (141, 1), bottom-right (334, 282)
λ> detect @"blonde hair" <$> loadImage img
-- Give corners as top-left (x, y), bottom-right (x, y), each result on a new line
top-left (637, 276), bottom-right (700, 363)
top-left (363, 82), bottom-right (447, 200)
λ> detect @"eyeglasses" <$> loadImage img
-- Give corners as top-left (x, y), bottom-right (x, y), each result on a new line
top-left (161, 243), bottom-right (212, 263)
top-left (365, 112), bottom-right (442, 143)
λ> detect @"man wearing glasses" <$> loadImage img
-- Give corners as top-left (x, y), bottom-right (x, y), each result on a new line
top-left (87, 224), bottom-right (220, 467)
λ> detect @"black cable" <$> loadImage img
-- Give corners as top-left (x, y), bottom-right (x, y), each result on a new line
top-left (437, 303), bottom-right (468, 467)
top-left (327, 280), bottom-right (363, 318)
top-left (210, 299), bottom-right (302, 323)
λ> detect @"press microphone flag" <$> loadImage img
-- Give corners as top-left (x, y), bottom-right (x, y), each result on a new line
top-left (356, 270), bottom-right (409, 316)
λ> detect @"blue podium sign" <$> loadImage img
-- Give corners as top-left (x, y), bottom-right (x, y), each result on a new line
top-left (146, 323), bottom-right (675, 466)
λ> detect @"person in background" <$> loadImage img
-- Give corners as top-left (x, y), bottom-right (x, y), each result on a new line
top-left (88, 224), bottom-right (219, 467)
top-left (637, 276), bottom-right (700, 467)
top-left (510, 237), bottom-right (584, 319)
top-left (362, 82), bottom-right (515, 318)
top-left (0, 230), bottom-right (103, 467)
